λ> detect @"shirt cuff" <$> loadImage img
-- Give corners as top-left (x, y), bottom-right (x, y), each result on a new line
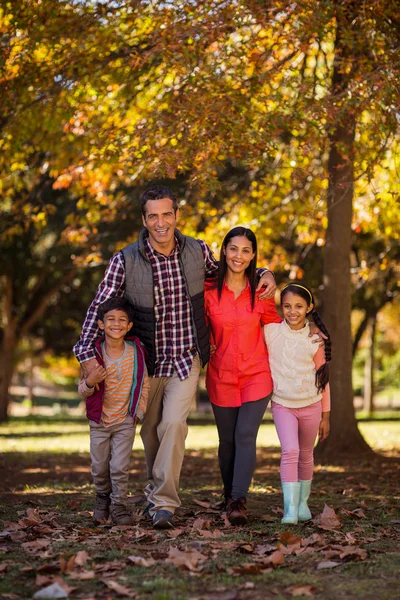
top-left (83, 380), bottom-right (95, 392)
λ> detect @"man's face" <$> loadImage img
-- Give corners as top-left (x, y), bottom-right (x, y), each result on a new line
top-left (142, 198), bottom-right (178, 253)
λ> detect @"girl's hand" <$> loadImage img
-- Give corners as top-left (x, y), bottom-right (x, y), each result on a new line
top-left (86, 363), bottom-right (107, 388)
top-left (318, 413), bottom-right (330, 442)
top-left (210, 344), bottom-right (216, 357)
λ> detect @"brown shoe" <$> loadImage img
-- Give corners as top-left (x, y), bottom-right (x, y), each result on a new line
top-left (93, 493), bottom-right (111, 524)
top-left (226, 497), bottom-right (248, 526)
top-left (221, 490), bottom-right (232, 513)
top-left (110, 503), bottom-right (134, 526)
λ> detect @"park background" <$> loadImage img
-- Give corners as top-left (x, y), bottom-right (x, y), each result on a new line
top-left (0, 1), bottom-right (399, 599)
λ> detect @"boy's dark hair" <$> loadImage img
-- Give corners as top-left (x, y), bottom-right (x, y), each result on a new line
top-left (140, 185), bottom-right (178, 216)
top-left (281, 283), bottom-right (332, 392)
top-left (218, 226), bottom-right (258, 309)
top-left (97, 297), bottom-right (134, 323)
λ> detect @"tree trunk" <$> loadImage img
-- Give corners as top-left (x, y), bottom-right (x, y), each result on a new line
top-left (316, 4), bottom-right (373, 459)
top-left (0, 326), bottom-right (17, 422)
top-left (363, 316), bottom-right (376, 416)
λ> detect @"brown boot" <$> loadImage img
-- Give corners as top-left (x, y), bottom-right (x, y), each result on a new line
top-left (110, 503), bottom-right (134, 526)
top-left (226, 497), bottom-right (248, 526)
top-left (93, 493), bottom-right (111, 524)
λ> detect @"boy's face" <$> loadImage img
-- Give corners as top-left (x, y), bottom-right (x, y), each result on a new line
top-left (98, 309), bottom-right (133, 340)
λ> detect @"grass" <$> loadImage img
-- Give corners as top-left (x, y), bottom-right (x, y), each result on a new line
top-left (0, 417), bottom-right (399, 599)
top-left (1, 418), bottom-right (399, 453)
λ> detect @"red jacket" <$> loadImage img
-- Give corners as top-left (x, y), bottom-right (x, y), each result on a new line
top-left (82, 336), bottom-right (147, 423)
top-left (205, 283), bottom-right (281, 407)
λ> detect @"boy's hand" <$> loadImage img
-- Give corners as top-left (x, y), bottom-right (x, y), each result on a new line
top-left (257, 271), bottom-right (276, 299)
top-left (318, 413), bottom-right (330, 442)
top-left (85, 363), bottom-right (107, 388)
top-left (309, 322), bottom-right (327, 347)
top-left (82, 358), bottom-right (99, 378)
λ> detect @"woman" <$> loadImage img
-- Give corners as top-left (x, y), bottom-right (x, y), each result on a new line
top-left (205, 227), bottom-right (281, 525)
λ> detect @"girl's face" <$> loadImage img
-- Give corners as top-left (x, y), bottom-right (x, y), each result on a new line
top-left (281, 291), bottom-right (313, 330)
top-left (224, 235), bottom-right (255, 275)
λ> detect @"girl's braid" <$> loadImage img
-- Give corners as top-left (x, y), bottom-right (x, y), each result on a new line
top-left (311, 308), bottom-right (331, 392)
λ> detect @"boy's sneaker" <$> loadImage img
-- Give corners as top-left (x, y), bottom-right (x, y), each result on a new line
top-left (152, 509), bottom-right (174, 529)
top-left (93, 493), bottom-right (111, 524)
top-left (143, 502), bottom-right (155, 519)
top-left (226, 497), bottom-right (248, 526)
top-left (110, 503), bottom-right (134, 526)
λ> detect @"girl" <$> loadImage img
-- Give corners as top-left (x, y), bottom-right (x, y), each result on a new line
top-left (205, 227), bottom-right (282, 525)
top-left (264, 283), bottom-right (331, 524)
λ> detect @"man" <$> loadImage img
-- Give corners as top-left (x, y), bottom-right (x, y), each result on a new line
top-left (73, 185), bottom-right (276, 529)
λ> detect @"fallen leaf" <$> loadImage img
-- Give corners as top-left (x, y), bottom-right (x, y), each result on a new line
top-left (199, 529), bottom-right (224, 539)
top-left (254, 544), bottom-right (276, 555)
top-left (192, 499), bottom-right (212, 509)
top-left (317, 560), bottom-right (341, 569)
top-left (10, 531), bottom-right (28, 542)
top-left (128, 555), bottom-right (156, 567)
top-left (268, 550), bottom-right (285, 567)
top-left (280, 531), bottom-right (302, 546)
top-left (228, 562), bottom-right (271, 575)
top-left (261, 514), bottom-right (276, 522)
top-left (166, 547), bottom-right (208, 572)
top-left (101, 579), bottom-right (136, 597)
top-left (33, 578), bottom-right (73, 599)
top-left (339, 546), bottom-right (367, 561)
top-left (69, 570), bottom-right (95, 580)
top-left (189, 592), bottom-right (238, 600)
top-left (192, 518), bottom-right (211, 530)
top-left (167, 528), bottom-right (184, 538)
top-left (35, 574), bottom-right (53, 587)
top-left (78, 511), bottom-right (93, 518)
top-left (74, 550), bottom-right (90, 567)
top-left (33, 583), bottom-right (69, 599)
top-left (286, 585), bottom-right (317, 597)
top-left (22, 539), bottom-right (51, 554)
top-left (236, 543), bottom-right (254, 554)
top-left (60, 554), bottom-right (75, 574)
top-left (313, 504), bottom-right (342, 530)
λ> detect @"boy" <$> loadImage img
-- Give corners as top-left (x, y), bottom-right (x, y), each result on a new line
top-left (78, 297), bottom-right (149, 525)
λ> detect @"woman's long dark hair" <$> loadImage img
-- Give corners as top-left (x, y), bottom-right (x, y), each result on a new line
top-left (281, 283), bottom-right (332, 392)
top-left (218, 226), bottom-right (258, 309)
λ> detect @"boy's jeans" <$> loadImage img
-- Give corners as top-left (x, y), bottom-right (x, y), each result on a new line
top-left (89, 415), bottom-right (135, 505)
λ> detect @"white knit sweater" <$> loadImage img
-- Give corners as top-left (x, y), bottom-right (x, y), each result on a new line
top-left (264, 320), bottom-right (322, 408)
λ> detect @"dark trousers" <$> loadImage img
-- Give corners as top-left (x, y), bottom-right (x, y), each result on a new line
top-left (212, 395), bottom-right (271, 499)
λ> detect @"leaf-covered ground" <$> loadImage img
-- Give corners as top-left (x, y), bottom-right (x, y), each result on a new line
top-left (0, 420), bottom-right (400, 600)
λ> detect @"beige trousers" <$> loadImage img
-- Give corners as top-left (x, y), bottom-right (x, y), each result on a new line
top-left (89, 415), bottom-right (136, 505)
top-left (140, 355), bottom-right (200, 514)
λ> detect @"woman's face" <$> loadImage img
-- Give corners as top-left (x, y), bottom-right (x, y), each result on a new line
top-left (224, 235), bottom-right (255, 275)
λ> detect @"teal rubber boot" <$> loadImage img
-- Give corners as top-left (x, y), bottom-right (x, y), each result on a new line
top-left (298, 480), bottom-right (312, 521)
top-left (281, 482), bottom-right (301, 524)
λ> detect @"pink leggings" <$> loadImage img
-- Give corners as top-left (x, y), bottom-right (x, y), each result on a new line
top-left (272, 401), bottom-right (322, 482)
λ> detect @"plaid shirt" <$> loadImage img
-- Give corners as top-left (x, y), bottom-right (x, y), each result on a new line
top-left (73, 236), bottom-right (218, 380)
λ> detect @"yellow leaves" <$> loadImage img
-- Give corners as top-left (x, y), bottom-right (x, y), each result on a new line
top-left (170, 138), bottom-right (178, 146)
top-left (31, 212), bottom-right (47, 226)
top-left (10, 162), bottom-right (25, 172)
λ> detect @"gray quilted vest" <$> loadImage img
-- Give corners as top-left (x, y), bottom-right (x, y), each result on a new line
top-left (122, 229), bottom-right (210, 376)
